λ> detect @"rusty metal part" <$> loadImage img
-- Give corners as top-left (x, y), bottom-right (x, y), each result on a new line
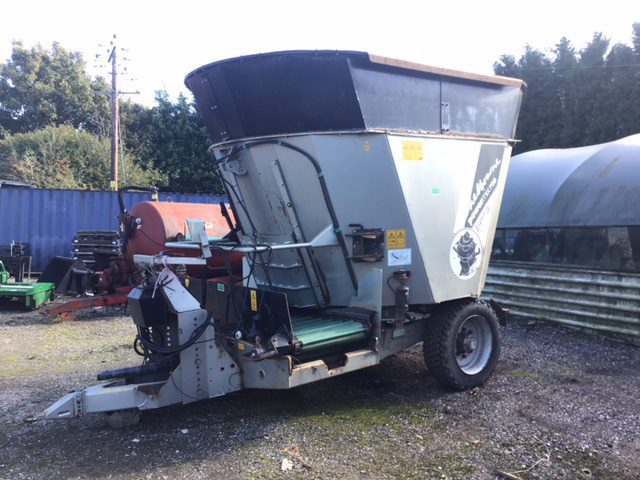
top-left (126, 201), bottom-right (243, 277)
top-left (368, 53), bottom-right (525, 89)
top-left (43, 287), bottom-right (132, 321)
top-left (127, 201), bottom-right (231, 258)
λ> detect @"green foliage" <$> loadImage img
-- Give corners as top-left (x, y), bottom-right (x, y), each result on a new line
top-left (494, 24), bottom-right (640, 153)
top-left (121, 92), bottom-right (222, 194)
top-left (0, 125), bottom-right (165, 189)
top-left (0, 41), bottom-right (219, 193)
top-left (0, 42), bottom-right (110, 138)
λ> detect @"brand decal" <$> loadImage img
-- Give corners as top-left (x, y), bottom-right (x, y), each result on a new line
top-left (450, 228), bottom-right (482, 279)
top-left (450, 144), bottom-right (506, 279)
top-left (466, 155), bottom-right (502, 228)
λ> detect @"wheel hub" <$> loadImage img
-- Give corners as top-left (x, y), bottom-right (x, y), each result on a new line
top-left (455, 314), bottom-right (493, 375)
top-left (457, 329), bottom-right (477, 356)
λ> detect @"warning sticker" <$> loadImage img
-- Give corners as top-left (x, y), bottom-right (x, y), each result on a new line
top-left (402, 141), bottom-right (423, 160)
top-left (250, 290), bottom-right (258, 311)
top-left (387, 229), bottom-right (407, 250)
top-left (388, 248), bottom-right (411, 266)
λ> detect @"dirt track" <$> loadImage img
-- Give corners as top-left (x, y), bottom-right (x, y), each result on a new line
top-left (0, 305), bottom-right (639, 479)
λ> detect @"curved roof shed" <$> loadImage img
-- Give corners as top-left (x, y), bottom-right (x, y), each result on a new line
top-left (498, 134), bottom-right (640, 228)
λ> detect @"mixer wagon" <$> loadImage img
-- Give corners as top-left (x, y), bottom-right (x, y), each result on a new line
top-left (44, 51), bottom-right (524, 423)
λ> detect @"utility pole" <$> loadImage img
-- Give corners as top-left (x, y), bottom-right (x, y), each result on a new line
top-left (108, 45), bottom-right (119, 191)
top-left (94, 35), bottom-right (138, 191)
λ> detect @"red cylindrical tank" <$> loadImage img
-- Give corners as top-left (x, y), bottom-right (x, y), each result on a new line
top-left (128, 202), bottom-right (231, 256)
top-left (127, 201), bottom-right (242, 277)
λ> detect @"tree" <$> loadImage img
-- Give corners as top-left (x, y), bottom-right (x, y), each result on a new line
top-left (553, 37), bottom-right (579, 147)
top-left (0, 41), bottom-right (221, 193)
top-left (0, 42), bottom-right (110, 138)
top-left (495, 46), bottom-right (560, 153)
top-left (121, 92), bottom-right (222, 194)
top-left (494, 24), bottom-right (640, 153)
top-left (633, 22), bottom-right (640, 56)
top-left (604, 43), bottom-right (637, 140)
top-left (0, 125), bottom-right (165, 189)
top-left (575, 33), bottom-right (611, 145)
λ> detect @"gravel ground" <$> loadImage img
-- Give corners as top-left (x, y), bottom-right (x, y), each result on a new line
top-left (0, 303), bottom-right (639, 480)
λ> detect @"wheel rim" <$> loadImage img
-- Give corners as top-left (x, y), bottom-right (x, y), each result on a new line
top-left (455, 314), bottom-right (493, 375)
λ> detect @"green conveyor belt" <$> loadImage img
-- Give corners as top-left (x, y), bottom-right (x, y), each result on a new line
top-left (291, 315), bottom-right (368, 354)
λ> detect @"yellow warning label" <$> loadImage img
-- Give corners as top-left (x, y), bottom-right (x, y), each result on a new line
top-left (237, 342), bottom-right (245, 351)
top-left (250, 290), bottom-right (258, 311)
top-left (402, 141), bottom-right (423, 160)
top-left (387, 229), bottom-right (407, 249)
top-left (364, 141), bottom-right (370, 153)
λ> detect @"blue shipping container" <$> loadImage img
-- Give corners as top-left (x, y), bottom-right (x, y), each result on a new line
top-left (0, 188), bottom-right (227, 271)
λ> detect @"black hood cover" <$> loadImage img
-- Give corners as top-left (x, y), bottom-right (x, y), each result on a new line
top-left (185, 50), bottom-right (523, 144)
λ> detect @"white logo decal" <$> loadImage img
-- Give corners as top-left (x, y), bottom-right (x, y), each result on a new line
top-left (450, 228), bottom-right (482, 279)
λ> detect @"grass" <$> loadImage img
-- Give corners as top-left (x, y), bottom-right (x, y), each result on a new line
top-left (510, 369), bottom-right (539, 379)
top-left (0, 316), bottom-right (137, 380)
top-left (300, 398), bottom-right (435, 432)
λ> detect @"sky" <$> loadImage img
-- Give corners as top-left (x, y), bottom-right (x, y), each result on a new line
top-left (2, 0), bottom-right (639, 106)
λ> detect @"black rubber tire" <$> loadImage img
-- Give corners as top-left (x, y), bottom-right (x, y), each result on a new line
top-left (423, 299), bottom-right (501, 391)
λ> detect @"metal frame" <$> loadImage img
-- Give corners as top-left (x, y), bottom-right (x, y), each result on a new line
top-left (44, 257), bottom-right (427, 420)
top-left (42, 131), bottom-right (517, 419)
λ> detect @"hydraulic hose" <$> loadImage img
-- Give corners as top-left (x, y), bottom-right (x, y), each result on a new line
top-left (118, 185), bottom-right (159, 215)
